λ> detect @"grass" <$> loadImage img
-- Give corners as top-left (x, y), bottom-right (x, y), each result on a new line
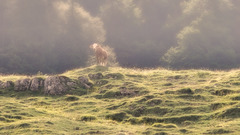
top-left (0, 65), bottom-right (240, 134)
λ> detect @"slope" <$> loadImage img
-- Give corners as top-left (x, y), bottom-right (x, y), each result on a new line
top-left (0, 66), bottom-right (240, 135)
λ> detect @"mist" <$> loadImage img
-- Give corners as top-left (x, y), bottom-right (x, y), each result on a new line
top-left (0, 0), bottom-right (239, 74)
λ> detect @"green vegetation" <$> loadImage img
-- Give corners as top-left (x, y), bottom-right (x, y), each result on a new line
top-left (1, 66), bottom-right (240, 134)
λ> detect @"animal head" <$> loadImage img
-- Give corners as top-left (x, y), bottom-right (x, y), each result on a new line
top-left (90, 43), bottom-right (99, 50)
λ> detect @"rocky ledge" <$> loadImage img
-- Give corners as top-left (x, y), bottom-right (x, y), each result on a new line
top-left (0, 72), bottom-right (123, 95)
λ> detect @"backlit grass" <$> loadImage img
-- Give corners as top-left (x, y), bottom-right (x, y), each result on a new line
top-left (1, 65), bottom-right (240, 134)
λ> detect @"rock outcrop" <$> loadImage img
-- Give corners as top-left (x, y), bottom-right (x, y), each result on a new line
top-left (14, 78), bottom-right (31, 91)
top-left (1, 73), bottom-right (110, 95)
top-left (44, 76), bottom-right (72, 95)
top-left (0, 81), bottom-right (14, 89)
top-left (78, 76), bottom-right (93, 89)
top-left (88, 73), bottom-right (104, 80)
top-left (30, 77), bottom-right (44, 91)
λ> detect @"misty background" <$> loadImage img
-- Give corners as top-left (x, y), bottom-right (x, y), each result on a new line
top-left (0, 0), bottom-right (239, 74)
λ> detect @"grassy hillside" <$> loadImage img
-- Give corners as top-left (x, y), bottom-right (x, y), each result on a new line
top-left (0, 66), bottom-right (240, 135)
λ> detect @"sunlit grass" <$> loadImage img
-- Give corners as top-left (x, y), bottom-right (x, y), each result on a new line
top-left (1, 66), bottom-right (240, 134)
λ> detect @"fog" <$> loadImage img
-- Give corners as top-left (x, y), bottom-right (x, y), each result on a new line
top-left (0, 0), bottom-right (239, 73)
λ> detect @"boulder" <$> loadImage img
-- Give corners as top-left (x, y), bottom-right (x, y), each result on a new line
top-left (0, 81), bottom-right (3, 89)
top-left (30, 77), bottom-right (44, 91)
top-left (14, 78), bottom-right (31, 91)
top-left (78, 76), bottom-right (93, 89)
top-left (88, 73), bottom-right (103, 80)
top-left (0, 81), bottom-right (14, 89)
top-left (44, 76), bottom-right (71, 95)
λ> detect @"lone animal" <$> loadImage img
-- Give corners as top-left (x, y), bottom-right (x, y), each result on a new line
top-left (90, 43), bottom-right (108, 66)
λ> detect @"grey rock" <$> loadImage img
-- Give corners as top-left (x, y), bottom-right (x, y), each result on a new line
top-left (78, 76), bottom-right (93, 89)
top-left (44, 76), bottom-right (71, 95)
top-left (88, 73), bottom-right (103, 80)
top-left (14, 78), bottom-right (31, 91)
top-left (30, 77), bottom-right (44, 91)
top-left (0, 81), bottom-right (14, 89)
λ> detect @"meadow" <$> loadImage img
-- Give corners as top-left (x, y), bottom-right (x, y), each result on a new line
top-left (0, 66), bottom-right (240, 135)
